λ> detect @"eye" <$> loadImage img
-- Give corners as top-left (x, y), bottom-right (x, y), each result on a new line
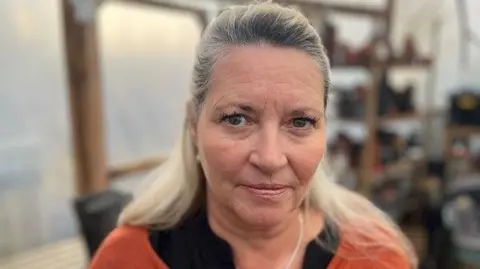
top-left (291, 117), bottom-right (317, 128)
top-left (220, 113), bottom-right (248, 127)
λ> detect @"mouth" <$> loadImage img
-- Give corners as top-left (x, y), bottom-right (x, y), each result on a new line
top-left (241, 184), bottom-right (290, 196)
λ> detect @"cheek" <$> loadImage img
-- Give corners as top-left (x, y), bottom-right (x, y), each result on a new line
top-left (289, 140), bottom-right (325, 186)
top-left (196, 124), bottom-right (248, 183)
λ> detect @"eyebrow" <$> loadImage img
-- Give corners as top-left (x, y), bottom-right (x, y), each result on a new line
top-left (214, 102), bottom-right (324, 117)
top-left (212, 101), bottom-right (258, 113)
top-left (291, 108), bottom-right (325, 118)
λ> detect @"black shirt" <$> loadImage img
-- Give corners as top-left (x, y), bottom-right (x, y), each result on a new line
top-left (148, 209), bottom-right (339, 269)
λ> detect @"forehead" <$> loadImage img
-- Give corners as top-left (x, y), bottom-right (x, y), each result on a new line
top-left (208, 45), bottom-right (325, 109)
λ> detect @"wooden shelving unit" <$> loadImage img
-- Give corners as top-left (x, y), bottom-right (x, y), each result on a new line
top-left (359, 62), bottom-right (434, 194)
top-left (332, 109), bottom-right (442, 124)
top-left (323, 1), bottom-right (435, 195)
top-left (332, 58), bottom-right (432, 69)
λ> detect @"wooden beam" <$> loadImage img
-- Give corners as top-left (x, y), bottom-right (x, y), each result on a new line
top-left (107, 0), bottom-right (210, 31)
top-left (62, 0), bottom-right (108, 195)
top-left (224, 0), bottom-right (386, 17)
top-left (108, 155), bottom-right (168, 179)
top-left (109, 0), bottom-right (206, 17)
top-left (384, 0), bottom-right (395, 37)
top-left (359, 65), bottom-right (384, 195)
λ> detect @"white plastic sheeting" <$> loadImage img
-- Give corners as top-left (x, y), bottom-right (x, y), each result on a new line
top-left (0, 0), bottom-right (200, 256)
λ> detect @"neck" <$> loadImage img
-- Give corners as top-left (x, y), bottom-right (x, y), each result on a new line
top-left (208, 200), bottom-right (301, 245)
top-left (206, 195), bottom-right (304, 268)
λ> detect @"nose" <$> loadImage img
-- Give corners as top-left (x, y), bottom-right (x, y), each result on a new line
top-left (249, 126), bottom-right (287, 175)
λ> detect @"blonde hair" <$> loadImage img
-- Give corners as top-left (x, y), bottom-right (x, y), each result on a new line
top-left (118, 1), bottom-right (417, 267)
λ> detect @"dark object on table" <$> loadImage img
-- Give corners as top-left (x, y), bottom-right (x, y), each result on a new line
top-left (349, 142), bottom-right (364, 169)
top-left (73, 189), bottom-right (132, 258)
top-left (332, 42), bottom-right (350, 66)
top-left (420, 206), bottom-right (457, 269)
top-left (393, 84), bottom-right (415, 113)
top-left (376, 129), bottom-right (407, 165)
top-left (353, 85), bottom-right (367, 118)
top-left (443, 173), bottom-right (480, 267)
top-left (353, 26), bottom-right (393, 67)
top-left (474, 154), bottom-right (480, 172)
top-left (402, 35), bottom-right (418, 63)
top-left (321, 20), bottom-right (336, 62)
top-left (427, 159), bottom-right (446, 178)
top-left (377, 71), bottom-right (396, 116)
top-left (378, 72), bottom-right (417, 116)
top-left (449, 90), bottom-right (480, 126)
top-left (407, 132), bottom-right (422, 148)
top-left (371, 36), bottom-right (394, 64)
top-left (370, 174), bottom-right (412, 223)
top-left (331, 133), bottom-right (363, 169)
top-left (337, 89), bottom-right (365, 120)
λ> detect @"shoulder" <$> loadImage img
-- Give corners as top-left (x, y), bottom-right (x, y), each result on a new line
top-left (329, 225), bottom-right (413, 269)
top-left (331, 243), bottom-right (411, 269)
top-left (90, 226), bottom-right (168, 269)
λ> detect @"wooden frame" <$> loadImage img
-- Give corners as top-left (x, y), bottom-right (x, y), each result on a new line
top-left (61, 0), bottom-right (209, 195)
top-left (225, 0), bottom-right (387, 18)
top-left (62, 0), bottom-right (416, 196)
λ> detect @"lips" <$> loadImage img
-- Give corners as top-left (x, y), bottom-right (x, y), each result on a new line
top-left (242, 184), bottom-right (289, 196)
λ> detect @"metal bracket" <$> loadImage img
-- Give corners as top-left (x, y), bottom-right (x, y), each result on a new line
top-left (69, 0), bottom-right (101, 24)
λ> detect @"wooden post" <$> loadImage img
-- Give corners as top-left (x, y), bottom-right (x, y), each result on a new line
top-left (358, 0), bottom-right (394, 195)
top-left (360, 65), bottom-right (383, 195)
top-left (384, 0), bottom-right (395, 37)
top-left (61, 0), bottom-right (108, 195)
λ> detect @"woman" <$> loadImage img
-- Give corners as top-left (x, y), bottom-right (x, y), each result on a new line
top-left (90, 1), bottom-right (417, 268)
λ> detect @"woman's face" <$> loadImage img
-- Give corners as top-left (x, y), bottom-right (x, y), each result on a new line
top-left (192, 45), bottom-right (326, 226)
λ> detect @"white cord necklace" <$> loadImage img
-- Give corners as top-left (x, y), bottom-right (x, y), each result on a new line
top-left (282, 213), bottom-right (304, 269)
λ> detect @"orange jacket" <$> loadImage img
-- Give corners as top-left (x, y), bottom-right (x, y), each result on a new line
top-left (90, 226), bottom-right (411, 269)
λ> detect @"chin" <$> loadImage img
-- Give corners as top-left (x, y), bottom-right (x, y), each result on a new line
top-left (231, 199), bottom-right (297, 227)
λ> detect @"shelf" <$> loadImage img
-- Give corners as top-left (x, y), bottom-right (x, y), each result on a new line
top-left (378, 160), bottom-right (414, 175)
top-left (387, 58), bottom-right (432, 68)
top-left (446, 125), bottom-right (480, 136)
top-left (331, 113), bottom-right (420, 124)
top-left (332, 109), bottom-right (443, 125)
top-left (371, 160), bottom-right (415, 185)
top-left (379, 112), bottom-right (420, 123)
top-left (358, 159), bottom-right (416, 195)
top-left (331, 58), bottom-right (432, 70)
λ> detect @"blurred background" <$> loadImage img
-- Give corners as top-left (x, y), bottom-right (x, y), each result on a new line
top-left (0, 0), bottom-right (479, 268)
